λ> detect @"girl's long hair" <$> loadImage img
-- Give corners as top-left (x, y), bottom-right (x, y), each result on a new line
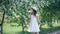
top-left (32, 8), bottom-right (37, 16)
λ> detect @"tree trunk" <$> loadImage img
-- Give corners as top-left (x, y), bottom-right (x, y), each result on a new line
top-left (1, 11), bottom-right (5, 34)
top-left (22, 22), bottom-right (24, 34)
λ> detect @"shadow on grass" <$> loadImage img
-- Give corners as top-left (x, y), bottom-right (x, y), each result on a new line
top-left (16, 31), bottom-right (31, 34)
top-left (3, 31), bottom-right (31, 34)
top-left (40, 26), bottom-right (60, 34)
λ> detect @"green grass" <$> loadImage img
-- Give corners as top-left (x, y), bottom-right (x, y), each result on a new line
top-left (3, 23), bottom-right (22, 34)
top-left (3, 23), bottom-right (31, 34)
top-left (3, 23), bottom-right (60, 34)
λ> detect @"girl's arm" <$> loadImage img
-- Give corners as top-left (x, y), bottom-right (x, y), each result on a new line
top-left (36, 15), bottom-right (41, 25)
top-left (36, 14), bottom-right (40, 23)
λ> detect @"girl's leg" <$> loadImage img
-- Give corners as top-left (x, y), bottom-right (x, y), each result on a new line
top-left (32, 32), bottom-right (35, 34)
top-left (36, 32), bottom-right (39, 34)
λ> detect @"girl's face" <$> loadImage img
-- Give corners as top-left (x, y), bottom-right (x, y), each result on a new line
top-left (31, 9), bottom-right (34, 14)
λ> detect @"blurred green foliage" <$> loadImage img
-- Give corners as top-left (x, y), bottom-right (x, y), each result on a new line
top-left (0, 0), bottom-right (60, 34)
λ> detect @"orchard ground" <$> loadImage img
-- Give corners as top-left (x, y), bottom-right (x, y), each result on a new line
top-left (3, 22), bottom-right (60, 34)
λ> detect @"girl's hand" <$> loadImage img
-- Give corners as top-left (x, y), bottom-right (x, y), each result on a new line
top-left (23, 25), bottom-right (27, 29)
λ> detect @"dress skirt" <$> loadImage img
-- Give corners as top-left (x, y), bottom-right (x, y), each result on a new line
top-left (28, 14), bottom-right (40, 32)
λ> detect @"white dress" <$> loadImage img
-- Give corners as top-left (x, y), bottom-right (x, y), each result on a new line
top-left (28, 14), bottom-right (40, 32)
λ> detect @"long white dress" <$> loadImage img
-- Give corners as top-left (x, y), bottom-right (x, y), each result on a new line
top-left (28, 14), bottom-right (40, 32)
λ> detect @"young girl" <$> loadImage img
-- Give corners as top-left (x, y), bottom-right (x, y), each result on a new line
top-left (28, 7), bottom-right (40, 34)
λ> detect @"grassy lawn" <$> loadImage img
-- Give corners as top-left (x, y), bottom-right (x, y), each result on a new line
top-left (3, 23), bottom-right (60, 34)
top-left (3, 23), bottom-right (22, 34)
